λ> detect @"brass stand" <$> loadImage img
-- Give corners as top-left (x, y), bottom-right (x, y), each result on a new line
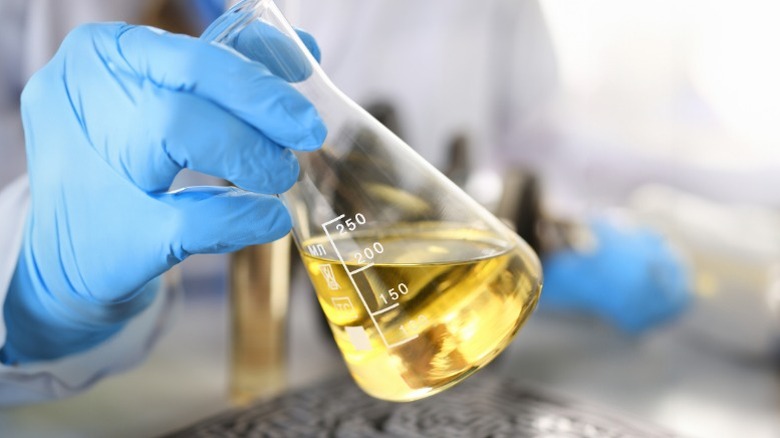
top-left (229, 235), bottom-right (291, 405)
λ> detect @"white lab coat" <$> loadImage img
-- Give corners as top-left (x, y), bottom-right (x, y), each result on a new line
top-left (0, 0), bottom-right (555, 404)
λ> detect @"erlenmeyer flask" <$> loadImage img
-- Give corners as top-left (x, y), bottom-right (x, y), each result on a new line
top-left (204, 0), bottom-right (542, 402)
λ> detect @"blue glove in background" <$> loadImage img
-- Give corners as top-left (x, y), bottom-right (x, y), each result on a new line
top-left (539, 219), bottom-right (692, 334)
top-left (1, 22), bottom-right (326, 364)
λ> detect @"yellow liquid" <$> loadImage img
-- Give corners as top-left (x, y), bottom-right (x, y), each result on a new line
top-left (300, 225), bottom-right (541, 401)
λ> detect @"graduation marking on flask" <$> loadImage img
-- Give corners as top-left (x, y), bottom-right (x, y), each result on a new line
top-left (321, 214), bottom-right (419, 350)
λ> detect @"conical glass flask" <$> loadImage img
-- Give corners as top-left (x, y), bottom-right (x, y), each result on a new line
top-left (204, 0), bottom-right (542, 402)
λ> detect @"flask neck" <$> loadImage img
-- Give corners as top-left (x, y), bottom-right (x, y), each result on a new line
top-left (203, 0), bottom-right (353, 126)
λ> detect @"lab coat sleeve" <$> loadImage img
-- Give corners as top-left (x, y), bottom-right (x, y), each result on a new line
top-left (0, 175), bottom-right (181, 406)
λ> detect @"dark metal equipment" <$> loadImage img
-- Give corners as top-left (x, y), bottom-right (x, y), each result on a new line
top-left (165, 374), bottom-right (677, 438)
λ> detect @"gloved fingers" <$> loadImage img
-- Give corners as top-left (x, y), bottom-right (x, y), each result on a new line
top-left (156, 91), bottom-right (299, 194)
top-left (115, 24), bottom-right (326, 151)
top-left (156, 186), bottom-right (291, 264)
top-left (200, 4), bottom-right (321, 63)
top-left (295, 29), bottom-right (322, 63)
top-left (226, 21), bottom-right (320, 81)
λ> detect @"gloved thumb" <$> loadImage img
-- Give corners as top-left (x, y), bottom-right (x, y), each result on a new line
top-left (156, 186), bottom-right (291, 265)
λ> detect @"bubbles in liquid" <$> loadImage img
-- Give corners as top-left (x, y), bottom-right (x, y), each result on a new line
top-left (300, 224), bottom-right (541, 401)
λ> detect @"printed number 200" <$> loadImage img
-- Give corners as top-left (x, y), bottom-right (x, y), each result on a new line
top-left (354, 242), bottom-right (384, 264)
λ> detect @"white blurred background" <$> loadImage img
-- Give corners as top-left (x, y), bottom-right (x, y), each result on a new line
top-left (530, 0), bottom-right (780, 207)
top-left (505, 3), bottom-right (780, 437)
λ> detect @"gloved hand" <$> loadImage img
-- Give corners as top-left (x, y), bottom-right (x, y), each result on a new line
top-left (539, 219), bottom-right (692, 334)
top-left (1, 22), bottom-right (326, 364)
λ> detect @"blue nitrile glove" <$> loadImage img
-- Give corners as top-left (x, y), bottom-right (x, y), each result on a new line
top-left (1, 22), bottom-right (326, 364)
top-left (539, 219), bottom-right (692, 334)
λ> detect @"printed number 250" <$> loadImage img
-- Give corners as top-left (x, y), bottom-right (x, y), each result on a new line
top-left (336, 213), bottom-right (366, 234)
